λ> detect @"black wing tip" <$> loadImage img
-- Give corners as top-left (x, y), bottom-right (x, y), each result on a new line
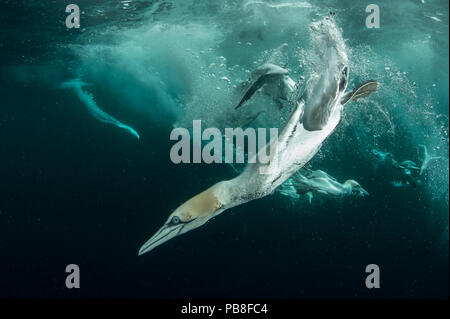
top-left (234, 101), bottom-right (244, 110)
top-left (364, 80), bottom-right (379, 87)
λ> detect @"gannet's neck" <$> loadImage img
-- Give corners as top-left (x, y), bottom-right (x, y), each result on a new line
top-left (209, 180), bottom-right (249, 214)
top-left (181, 183), bottom-right (225, 218)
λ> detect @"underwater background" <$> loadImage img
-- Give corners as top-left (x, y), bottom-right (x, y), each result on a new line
top-left (0, 0), bottom-right (448, 298)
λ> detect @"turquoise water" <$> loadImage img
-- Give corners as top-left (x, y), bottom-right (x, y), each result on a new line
top-left (0, 0), bottom-right (448, 298)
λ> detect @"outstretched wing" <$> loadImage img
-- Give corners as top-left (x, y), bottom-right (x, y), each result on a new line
top-left (341, 80), bottom-right (378, 106)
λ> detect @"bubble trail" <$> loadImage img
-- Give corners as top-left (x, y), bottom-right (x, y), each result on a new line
top-left (62, 79), bottom-right (140, 140)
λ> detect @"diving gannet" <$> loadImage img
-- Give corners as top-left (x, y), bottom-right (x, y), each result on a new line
top-left (138, 15), bottom-right (378, 255)
top-left (283, 169), bottom-right (368, 203)
top-left (397, 160), bottom-right (421, 187)
top-left (235, 63), bottom-right (296, 110)
top-left (372, 149), bottom-right (421, 187)
top-left (235, 43), bottom-right (295, 110)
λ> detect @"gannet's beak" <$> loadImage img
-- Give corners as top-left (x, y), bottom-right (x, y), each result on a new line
top-left (359, 186), bottom-right (369, 197)
top-left (138, 216), bottom-right (210, 255)
top-left (347, 180), bottom-right (369, 197)
top-left (138, 223), bottom-right (185, 256)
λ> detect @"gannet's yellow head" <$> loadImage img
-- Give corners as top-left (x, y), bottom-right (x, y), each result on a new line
top-left (138, 183), bottom-right (224, 255)
top-left (345, 180), bottom-right (369, 196)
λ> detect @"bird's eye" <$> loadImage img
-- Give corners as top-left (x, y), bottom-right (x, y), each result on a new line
top-left (171, 216), bottom-right (181, 225)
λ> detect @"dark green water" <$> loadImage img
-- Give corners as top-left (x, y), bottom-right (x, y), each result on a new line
top-left (0, 0), bottom-right (448, 298)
